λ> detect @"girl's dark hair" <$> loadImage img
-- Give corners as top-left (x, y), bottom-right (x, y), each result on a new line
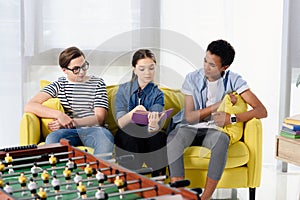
top-left (59, 46), bottom-right (85, 68)
top-left (131, 49), bottom-right (156, 67)
top-left (207, 39), bottom-right (235, 67)
top-left (130, 49), bottom-right (156, 81)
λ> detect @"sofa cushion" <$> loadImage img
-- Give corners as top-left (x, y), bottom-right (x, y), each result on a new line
top-left (184, 141), bottom-right (249, 169)
top-left (39, 80), bottom-right (64, 139)
top-left (217, 92), bottom-right (247, 144)
top-left (159, 87), bottom-right (184, 132)
top-left (41, 98), bottom-right (64, 139)
top-left (106, 85), bottom-right (119, 135)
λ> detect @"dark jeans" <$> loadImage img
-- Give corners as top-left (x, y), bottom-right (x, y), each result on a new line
top-left (115, 124), bottom-right (167, 177)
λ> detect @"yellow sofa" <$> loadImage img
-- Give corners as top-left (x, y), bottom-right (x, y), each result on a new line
top-left (19, 82), bottom-right (262, 200)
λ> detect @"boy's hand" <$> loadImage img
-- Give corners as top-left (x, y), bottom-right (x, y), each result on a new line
top-left (48, 120), bottom-right (62, 131)
top-left (56, 112), bottom-right (74, 129)
top-left (229, 93), bottom-right (237, 105)
top-left (212, 111), bottom-right (231, 127)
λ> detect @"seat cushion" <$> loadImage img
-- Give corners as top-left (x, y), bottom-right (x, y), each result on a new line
top-left (184, 141), bottom-right (249, 169)
top-left (106, 85), bottom-right (119, 136)
top-left (159, 87), bottom-right (184, 132)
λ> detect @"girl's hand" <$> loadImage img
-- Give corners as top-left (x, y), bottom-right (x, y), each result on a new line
top-left (148, 112), bottom-right (160, 132)
top-left (133, 105), bottom-right (147, 112)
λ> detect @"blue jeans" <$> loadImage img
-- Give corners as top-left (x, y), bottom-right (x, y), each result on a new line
top-left (45, 127), bottom-right (114, 160)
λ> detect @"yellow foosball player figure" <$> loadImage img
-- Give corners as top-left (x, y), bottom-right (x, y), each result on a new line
top-left (49, 153), bottom-right (57, 176)
top-left (5, 153), bottom-right (13, 165)
top-left (18, 172), bottom-right (27, 196)
top-left (77, 181), bottom-right (87, 199)
top-left (37, 187), bottom-right (47, 200)
top-left (0, 176), bottom-right (3, 189)
top-left (114, 175), bottom-right (126, 199)
top-left (63, 166), bottom-right (72, 189)
top-left (84, 163), bottom-right (93, 186)
top-left (41, 169), bottom-right (50, 191)
top-left (0, 160), bottom-right (5, 174)
top-left (28, 178), bottom-right (38, 197)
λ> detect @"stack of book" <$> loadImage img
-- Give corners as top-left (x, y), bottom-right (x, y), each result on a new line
top-left (281, 114), bottom-right (300, 139)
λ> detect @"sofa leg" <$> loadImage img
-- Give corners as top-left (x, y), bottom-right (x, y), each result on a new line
top-left (249, 187), bottom-right (256, 200)
top-left (231, 188), bottom-right (237, 200)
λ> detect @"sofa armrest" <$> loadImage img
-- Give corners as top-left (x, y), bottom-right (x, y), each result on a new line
top-left (19, 112), bottom-right (41, 145)
top-left (244, 118), bottom-right (262, 187)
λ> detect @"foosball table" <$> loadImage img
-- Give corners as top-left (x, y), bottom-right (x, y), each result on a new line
top-left (0, 139), bottom-right (200, 200)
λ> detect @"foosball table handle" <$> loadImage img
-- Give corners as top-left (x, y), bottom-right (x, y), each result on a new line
top-left (0, 144), bottom-right (37, 152)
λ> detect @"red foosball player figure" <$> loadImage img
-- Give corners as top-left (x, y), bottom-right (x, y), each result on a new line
top-left (18, 172), bottom-right (27, 196)
top-left (4, 182), bottom-right (13, 195)
top-left (28, 178), bottom-right (38, 197)
top-left (49, 153), bottom-right (57, 176)
top-left (5, 153), bottom-right (13, 165)
top-left (114, 175), bottom-right (125, 198)
top-left (63, 166), bottom-right (72, 189)
top-left (0, 160), bottom-right (5, 174)
top-left (73, 172), bottom-right (82, 185)
top-left (96, 169), bottom-right (107, 186)
top-left (84, 163), bottom-right (93, 186)
top-left (41, 169), bottom-right (50, 191)
top-left (37, 187), bottom-right (47, 200)
top-left (95, 187), bottom-right (108, 200)
top-left (77, 181), bottom-right (87, 199)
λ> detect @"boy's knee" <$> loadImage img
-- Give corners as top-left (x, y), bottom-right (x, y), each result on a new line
top-left (219, 133), bottom-right (230, 146)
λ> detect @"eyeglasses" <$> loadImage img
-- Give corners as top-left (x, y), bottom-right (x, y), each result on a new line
top-left (66, 61), bottom-right (89, 74)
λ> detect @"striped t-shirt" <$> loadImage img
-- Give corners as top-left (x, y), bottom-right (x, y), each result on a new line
top-left (42, 76), bottom-right (108, 119)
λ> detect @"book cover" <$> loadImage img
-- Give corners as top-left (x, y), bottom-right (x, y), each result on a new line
top-left (282, 122), bottom-right (300, 131)
top-left (280, 127), bottom-right (300, 135)
top-left (280, 131), bottom-right (300, 139)
top-left (284, 114), bottom-right (300, 125)
top-left (131, 108), bottom-right (173, 125)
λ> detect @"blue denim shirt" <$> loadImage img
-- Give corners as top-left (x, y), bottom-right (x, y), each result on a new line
top-left (115, 79), bottom-right (164, 120)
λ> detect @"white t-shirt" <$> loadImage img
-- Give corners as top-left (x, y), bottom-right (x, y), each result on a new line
top-left (206, 79), bottom-right (222, 107)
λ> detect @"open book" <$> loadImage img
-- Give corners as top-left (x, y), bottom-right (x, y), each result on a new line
top-left (131, 108), bottom-right (173, 125)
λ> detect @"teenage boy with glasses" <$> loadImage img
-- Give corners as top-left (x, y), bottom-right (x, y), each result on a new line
top-left (24, 46), bottom-right (114, 160)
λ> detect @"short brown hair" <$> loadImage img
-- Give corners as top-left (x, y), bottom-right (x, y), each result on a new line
top-left (59, 47), bottom-right (85, 68)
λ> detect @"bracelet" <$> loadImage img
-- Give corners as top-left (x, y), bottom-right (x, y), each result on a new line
top-left (148, 126), bottom-right (156, 131)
